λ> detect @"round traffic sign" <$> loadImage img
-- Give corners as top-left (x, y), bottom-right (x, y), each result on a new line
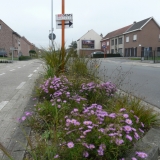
top-left (49, 33), bottom-right (56, 40)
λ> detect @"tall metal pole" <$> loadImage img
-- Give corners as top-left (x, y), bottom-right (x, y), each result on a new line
top-left (62, 0), bottom-right (65, 71)
top-left (51, 0), bottom-right (54, 50)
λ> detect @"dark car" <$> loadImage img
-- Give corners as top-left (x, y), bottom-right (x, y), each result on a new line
top-left (0, 51), bottom-right (7, 57)
top-left (90, 51), bottom-right (104, 58)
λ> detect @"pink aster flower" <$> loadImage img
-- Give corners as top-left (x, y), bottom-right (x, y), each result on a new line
top-left (119, 108), bottom-right (126, 112)
top-left (136, 151), bottom-right (148, 158)
top-left (89, 144), bottom-right (95, 149)
top-left (134, 132), bottom-right (140, 140)
top-left (21, 116), bottom-right (26, 121)
top-left (141, 122), bottom-right (144, 127)
top-left (139, 128), bottom-right (144, 133)
top-left (73, 108), bottom-right (78, 112)
top-left (115, 139), bottom-right (124, 145)
top-left (125, 119), bottom-right (133, 125)
top-left (54, 154), bottom-right (59, 158)
top-left (126, 135), bottom-right (132, 141)
top-left (83, 121), bottom-right (92, 125)
top-left (83, 151), bottom-right (89, 157)
top-left (108, 113), bottom-right (116, 118)
top-left (123, 125), bottom-right (132, 132)
top-left (131, 157), bottom-right (137, 160)
top-left (123, 114), bottom-right (129, 118)
top-left (67, 142), bottom-right (74, 148)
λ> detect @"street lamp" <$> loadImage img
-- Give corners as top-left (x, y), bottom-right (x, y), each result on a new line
top-left (139, 44), bottom-right (143, 61)
top-left (51, 0), bottom-right (54, 49)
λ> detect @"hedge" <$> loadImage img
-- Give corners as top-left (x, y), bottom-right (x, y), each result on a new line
top-left (19, 56), bottom-right (31, 61)
top-left (93, 53), bottom-right (122, 58)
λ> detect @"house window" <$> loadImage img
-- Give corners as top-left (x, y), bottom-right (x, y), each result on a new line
top-left (0, 48), bottom-right (5, 51)
top-left (133, 35), bottom-right (137, 41)
top-left (107, 41), bottom-right (109, 46)
top-left (118, 48), bottom-right (122, 53)
top-left (115, 39), bottom-right (117, 45)
top-left (111, 40), bottom-right (114, 46)
top-left (118, 38), bottom-right (122, 44)
top-left (111, 49), bottom-right (114, 53)
top-left (18, 41), bottom-right (20, 46)
top-left (126, 36), bottom-right (129, 42)
top-left (159, 34), bottom-right (160, 40)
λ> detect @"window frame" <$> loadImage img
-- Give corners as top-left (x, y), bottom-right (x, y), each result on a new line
top-left (133, 34), bottom-right (137, 41)
top-left (118, 37), bottom-right (123, 44)
top-left (126, 36), bottom-right (129, 42)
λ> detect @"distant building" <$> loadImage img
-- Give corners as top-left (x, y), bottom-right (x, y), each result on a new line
top-left (101, 25), bottom-right (132, 56)
top-left (102, 17), bottom-right (160, 57)
top-left (77, 29), bottom-right (102, 57)
top-left (0, 19), bottom-right (36, 57)
top-left (124, 17), bottom-right (160, 57)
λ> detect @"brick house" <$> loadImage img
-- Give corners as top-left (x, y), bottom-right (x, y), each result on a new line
top-left (123, 17), bottom-right (160, 57)
top-left (101, 25), bottom-right (131, 55)
top-left (0, 19), bottom-right (34, 57)
top-left (77, 29), bottom-right (102, 57)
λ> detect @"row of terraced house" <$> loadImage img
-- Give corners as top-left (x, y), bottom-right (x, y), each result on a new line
top-left (0, 19), bottom-right (38, 57)
top-left (77, 17), bottom-right (160, 57)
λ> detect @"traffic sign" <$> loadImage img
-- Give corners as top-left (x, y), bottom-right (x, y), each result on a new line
top-left (49, 33), bottom-right (56, 40)
top-left (56, 14), bottom-right (73, 20)
top-left (56, 20), bottom-right (73, 29)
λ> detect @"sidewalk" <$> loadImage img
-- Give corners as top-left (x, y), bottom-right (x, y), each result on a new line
top-left (0, 68), bottom-right (42, 160)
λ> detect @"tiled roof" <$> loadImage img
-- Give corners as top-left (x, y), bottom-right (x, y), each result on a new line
top-left (102, 25), bottom-right (132, 41)
top-left (125, 17), bottom-right (151, 33)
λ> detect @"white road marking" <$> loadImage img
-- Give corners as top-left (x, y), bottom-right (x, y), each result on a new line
top-left (0, 73), bottom-right (5, 76)
top-left (18, 67), bottom-right (21, 68)
top-left (10, 69), bottom-right (15, 71)
top-left (37, 67), bottom-right (39, 69)
top-left (141, 65), bottom-right (149, 67)
top-left (33, 70), bottom-right (37, 72)
top-left (154, 66), bottom-right (160, 68)
top-left (16, 82), bottom-right (26, 89)
top-left (28, 74), bottom-right (33, 78)
top-left (0, 101), bottom-right (9, 111)
top-left (23, 65), bottom-right (26, 67)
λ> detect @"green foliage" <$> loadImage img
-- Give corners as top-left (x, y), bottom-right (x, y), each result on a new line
top-left (41, 48), bottom-right (71, 77)
top-left (19, 56), bottom-right (31, 61)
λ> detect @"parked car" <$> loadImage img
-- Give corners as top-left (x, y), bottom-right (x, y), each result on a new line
top-left (90, 51), bottom-right (104, 58)
top-left (0, 51), bottom-right (7, 57)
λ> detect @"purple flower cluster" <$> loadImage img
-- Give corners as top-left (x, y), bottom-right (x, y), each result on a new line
top-left (100, 81), bottom-right (117, 96)
top-left (18, 111), bottom-right (32, 122)
top-left (62, 105), bottom-right (146, 159)
top-left (40, 76), bottom-right (70, 99)
top-left (80, 81), bottom-right (117, 97)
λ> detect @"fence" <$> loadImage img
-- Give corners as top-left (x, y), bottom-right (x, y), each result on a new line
top-left (141, 50), bottom-right (160, 63)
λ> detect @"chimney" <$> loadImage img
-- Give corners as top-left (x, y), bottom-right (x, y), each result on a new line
top-left (133, 21), bottom-right (136, 24)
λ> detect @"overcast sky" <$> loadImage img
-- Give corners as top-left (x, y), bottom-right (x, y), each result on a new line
top-left (1, 0), bottom-right (160, 49)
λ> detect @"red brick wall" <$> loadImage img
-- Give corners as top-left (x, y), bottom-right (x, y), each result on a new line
top-left (0, 20), bottom-right (13, 55)
top-left (21, 38), bottom-right (30, 56)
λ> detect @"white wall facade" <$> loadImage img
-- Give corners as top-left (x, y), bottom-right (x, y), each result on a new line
top-left (77, 29), bottom-right (102, 56)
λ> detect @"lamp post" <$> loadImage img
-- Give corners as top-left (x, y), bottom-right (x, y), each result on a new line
top-left (139, 44), bottom-right (143, 61)
top-left (51, 0), bottom-right (54, 49)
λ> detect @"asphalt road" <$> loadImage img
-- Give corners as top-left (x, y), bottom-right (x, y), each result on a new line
top-left (89, 58), bottom-right (160, 108)
top-left (0, 59), bottom-right (44, 102)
